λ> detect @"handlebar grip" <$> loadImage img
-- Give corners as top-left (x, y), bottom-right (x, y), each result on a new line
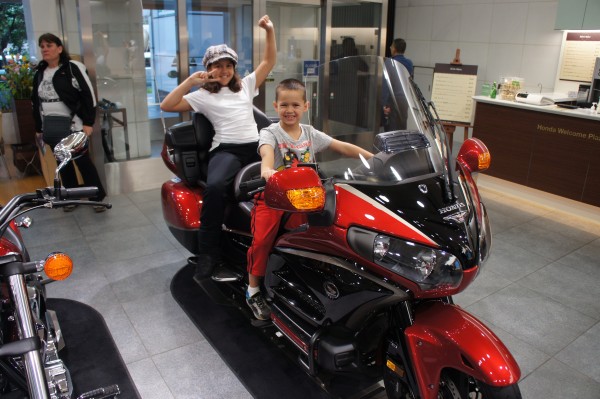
top-left (239, 178), bottom-right (266, 193)
top-left (62, 187), bottom-right (100, 199)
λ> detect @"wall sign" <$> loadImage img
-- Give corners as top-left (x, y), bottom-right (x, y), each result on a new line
top-left (559, 32), bottom-right (600, 82)
top-left (431, 63), bottom-right (478, 124)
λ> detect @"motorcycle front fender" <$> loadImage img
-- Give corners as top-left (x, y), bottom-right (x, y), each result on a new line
top-left (404, 301), bottom-right (520, 399)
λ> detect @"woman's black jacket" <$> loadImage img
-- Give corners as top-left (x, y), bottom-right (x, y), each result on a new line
top-left (31, 60), bottom-right (96, 133)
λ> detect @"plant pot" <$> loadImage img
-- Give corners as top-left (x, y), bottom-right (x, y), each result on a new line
top-left (12, 98), bottom-right (36, 144)
top-left (1, 111), bottom-right (18, 144)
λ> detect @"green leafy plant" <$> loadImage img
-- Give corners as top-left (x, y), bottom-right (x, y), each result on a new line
top-left (0, 82), bottom-right (12, 112)
top-left (0, 54), bottom-right (34, 100)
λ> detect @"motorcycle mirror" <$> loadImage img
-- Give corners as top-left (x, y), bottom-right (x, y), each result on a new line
top-left (53, 131), bottom-right (89, 164)
top-left (265, 167), bottom-right (325, 213)
top-left (53, 132), bottom-right (89, 184)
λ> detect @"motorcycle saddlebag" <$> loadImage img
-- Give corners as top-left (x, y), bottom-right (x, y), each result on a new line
top-left (161, 179), bottom-right (203, 254)
top-left (164, 112), bottom-right (215, 185)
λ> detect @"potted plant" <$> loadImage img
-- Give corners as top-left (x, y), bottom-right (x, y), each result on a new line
top-left (0, 54), bottom-right (35, 143)
top-left (1, 54), bottom-right (34, 100)
top-left (1, 81), bottom-right (14, 138)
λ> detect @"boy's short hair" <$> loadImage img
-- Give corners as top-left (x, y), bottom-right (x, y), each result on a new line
top-left (276, 78), bottom-right (306, 101)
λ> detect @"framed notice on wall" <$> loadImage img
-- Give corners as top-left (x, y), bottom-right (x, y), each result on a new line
top-left (559, 32), bottom-right (600, 82)
top-left (431, 63), bottom-right (478, 124)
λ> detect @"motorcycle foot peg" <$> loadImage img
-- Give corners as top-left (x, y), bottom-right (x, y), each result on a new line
top-left (251, 318), bottom-right (272, 328)
top-left (211, 266), bottom-right (243, 282)
top-left (187, 256), bottom-right (198, 265)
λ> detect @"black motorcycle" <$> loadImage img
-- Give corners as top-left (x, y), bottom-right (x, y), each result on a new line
top-left (0, 132), bottom-right (119, 399)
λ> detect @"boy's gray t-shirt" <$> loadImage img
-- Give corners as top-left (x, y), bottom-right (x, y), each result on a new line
top-left (259, 123), bottom-right (333, 171)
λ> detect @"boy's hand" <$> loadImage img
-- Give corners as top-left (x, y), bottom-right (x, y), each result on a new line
top-left (258, 15), bottom-right (274, 32)
top-left (261, 168), bottom-right (277, 180)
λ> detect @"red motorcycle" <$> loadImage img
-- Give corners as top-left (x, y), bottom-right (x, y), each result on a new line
top-left (161, 56), bottom-right (521, 399)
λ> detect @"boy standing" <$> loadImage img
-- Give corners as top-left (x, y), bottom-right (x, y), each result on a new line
top-left (245, 79), bottom-right (373, 320)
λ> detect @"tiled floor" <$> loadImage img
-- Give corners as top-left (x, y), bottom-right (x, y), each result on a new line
top-left (15, 173), bottom-right (600, 399)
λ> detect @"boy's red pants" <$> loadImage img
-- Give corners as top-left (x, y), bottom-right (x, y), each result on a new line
top-left (246, 194), bottom-right (305, 277)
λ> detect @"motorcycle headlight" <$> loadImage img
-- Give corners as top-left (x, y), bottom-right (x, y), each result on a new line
top-left (373, 235), bottom-right (463, 290)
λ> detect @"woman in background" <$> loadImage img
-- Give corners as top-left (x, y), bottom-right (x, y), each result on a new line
top-left (32, 32), bottom-right (106, 212)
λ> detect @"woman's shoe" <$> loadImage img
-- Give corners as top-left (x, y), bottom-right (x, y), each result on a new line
top-left (93, 205), bottom-right (107, 213)
top-left (63, 205), bottom-right (78, 212)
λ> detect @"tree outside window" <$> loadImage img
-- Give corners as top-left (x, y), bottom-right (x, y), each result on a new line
top-left (0, 3), bottom-right (27, 65)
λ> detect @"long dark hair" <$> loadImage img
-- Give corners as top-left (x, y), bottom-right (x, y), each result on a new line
top-left (36, 33), bottom-right (71, 69)
top-left (202, 67), bottom-right (242, 94)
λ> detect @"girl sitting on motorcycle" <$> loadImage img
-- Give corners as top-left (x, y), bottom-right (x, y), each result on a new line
top-left (246, 78), bottom-right (374, 320)
top-left (160, 15), bottom-right (276, 283)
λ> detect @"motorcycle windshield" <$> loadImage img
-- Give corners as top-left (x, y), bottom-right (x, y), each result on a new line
top-left (310, 56), bottom-right (448, 185)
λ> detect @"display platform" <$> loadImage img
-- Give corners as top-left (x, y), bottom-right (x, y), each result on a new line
top-left (47, 298), bottom-right (141, 398)
top-left (170, 264), bottom-right (387, 399)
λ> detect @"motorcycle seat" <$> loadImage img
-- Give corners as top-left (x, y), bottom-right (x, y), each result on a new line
top-left (165, 106), bottom-right (273, 186)
top-left (234, 161), bottom-right (262, 216)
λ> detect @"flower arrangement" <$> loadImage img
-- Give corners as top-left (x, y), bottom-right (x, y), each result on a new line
top-left (0, 54), bottom-right (35, 100)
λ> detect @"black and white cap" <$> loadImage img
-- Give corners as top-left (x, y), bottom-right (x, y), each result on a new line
top-left (202, 44), bottom-right (238, 68)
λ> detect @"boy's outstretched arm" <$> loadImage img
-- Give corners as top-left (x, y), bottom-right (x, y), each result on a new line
top-left (329, 139), bottom-right (374, 160)
top-left (254, 15), bottom-right (277, 89)
top-left (259, 144), bottom-right (277, 180)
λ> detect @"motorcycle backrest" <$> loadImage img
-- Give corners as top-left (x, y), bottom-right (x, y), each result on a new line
top-left (165, 106), bottom-right (272, 185)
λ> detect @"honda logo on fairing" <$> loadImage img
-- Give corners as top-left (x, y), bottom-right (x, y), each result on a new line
top-left (323, 281), bottom-right (340, 300)
top-left (438, 202), bottom-right (466, 214)
top-left (444, 211), bottom-right (467, 223)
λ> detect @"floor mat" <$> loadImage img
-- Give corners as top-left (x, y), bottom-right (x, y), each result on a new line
top-left (170, 263), bottom-right (386, 399)
top-left (47, 298), bottom-right (140, 398)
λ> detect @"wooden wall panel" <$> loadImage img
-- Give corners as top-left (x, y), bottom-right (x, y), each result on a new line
top-left (473, 101), bottom-right (600, 207)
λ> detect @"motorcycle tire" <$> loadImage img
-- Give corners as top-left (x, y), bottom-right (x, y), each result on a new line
top-left (440, 371), bottom-right (522, 399)
top-left (383, 369), bottom-right (522, 399)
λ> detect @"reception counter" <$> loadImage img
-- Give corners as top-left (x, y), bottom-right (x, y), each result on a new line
top-left (472, 96), bottom-right (600, 207)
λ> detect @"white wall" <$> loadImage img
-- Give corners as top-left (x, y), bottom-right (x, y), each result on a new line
top-left (393, 0), bottom-right (564, 96)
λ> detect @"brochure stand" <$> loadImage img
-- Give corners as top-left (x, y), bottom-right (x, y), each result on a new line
top-left (431, 49), bottom-right (478, 150)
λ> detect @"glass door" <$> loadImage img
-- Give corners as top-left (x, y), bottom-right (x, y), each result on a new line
top-left (264, 1), bottom-right (322, 123)
top-left (81, 0), bottom-right (167, 162)
top-left (328, 1), bottom-right (383, 132)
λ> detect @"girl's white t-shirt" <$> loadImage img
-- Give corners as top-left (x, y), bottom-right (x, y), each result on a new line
top-left (184, 72), bottom-right (259, 151)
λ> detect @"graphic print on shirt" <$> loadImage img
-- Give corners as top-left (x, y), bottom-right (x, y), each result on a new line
top-left (278, 140), bottom-right (312, 170)
top-left (40, 68), bottom-right (60, 101)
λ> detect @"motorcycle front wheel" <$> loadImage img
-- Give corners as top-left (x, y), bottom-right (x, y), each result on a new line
top-left (383, 369), bottom-right (522, 399)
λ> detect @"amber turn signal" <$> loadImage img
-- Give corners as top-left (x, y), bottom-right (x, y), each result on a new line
top-left (456, 138), bottom-right (491, 173)
top-left (478, 150), bottom-right (491, 170)
top-left (286, 186), bottom-right (325, 211)
top-left (44, 252), bottom-right (73, 281)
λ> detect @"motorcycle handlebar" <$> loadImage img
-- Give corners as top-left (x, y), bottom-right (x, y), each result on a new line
top-left (1, 186), bottom-right (111, 231)
top-left (239, 178), bottom-right (266, 194)
top-left (59, 187), bottom-right (100, 199)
